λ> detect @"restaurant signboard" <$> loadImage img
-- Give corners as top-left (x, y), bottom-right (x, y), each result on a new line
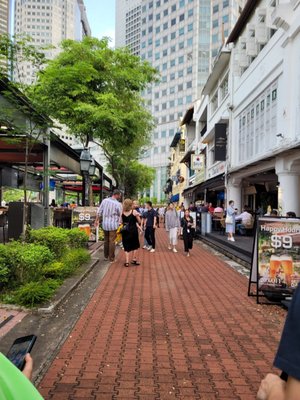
top-left (249, 217), bottom-right (300, 303)
top-left (72, 207), bottom-right (99, 242)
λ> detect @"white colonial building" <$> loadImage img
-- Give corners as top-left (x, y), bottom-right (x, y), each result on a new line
top-left (179, 0), bottom-right (300, 216)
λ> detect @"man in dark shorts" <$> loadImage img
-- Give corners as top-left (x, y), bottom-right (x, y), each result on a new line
top-left (257, 283), bottom-right (300, 400)
top-left (144, 201), bottom-right (157, 253)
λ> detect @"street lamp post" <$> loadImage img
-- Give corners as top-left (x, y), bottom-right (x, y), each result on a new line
top-left (80, 148), bottom-right (91, 207)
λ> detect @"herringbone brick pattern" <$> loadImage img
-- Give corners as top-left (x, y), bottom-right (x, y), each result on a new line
top-left (39, 229), bottom-right (286, 399)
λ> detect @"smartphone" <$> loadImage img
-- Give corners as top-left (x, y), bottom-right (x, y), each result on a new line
top-left (6, 335), bottom-right (37, 371)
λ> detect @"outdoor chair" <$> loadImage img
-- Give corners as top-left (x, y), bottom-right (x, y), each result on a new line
top-left (0, 213), bottom-right (8, 244)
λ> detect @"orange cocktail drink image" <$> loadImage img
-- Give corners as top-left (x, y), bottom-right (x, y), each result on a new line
top-left (280, 256), bottom-right (293, 286)
top-left (269, 256), bottom-right (281, 280)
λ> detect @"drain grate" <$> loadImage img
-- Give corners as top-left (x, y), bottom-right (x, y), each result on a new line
top-left (0, 315), bottom-right (14, 329)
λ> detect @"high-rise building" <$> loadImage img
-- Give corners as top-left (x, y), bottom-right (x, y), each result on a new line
top-left (211, 0), bottom-right (246, 59)
top-left (115, 0), bottom-right (142, 56)
top-left (14, 0), bottom-right (91, 85)
top-left (0, 0), bottom-right (10, 35)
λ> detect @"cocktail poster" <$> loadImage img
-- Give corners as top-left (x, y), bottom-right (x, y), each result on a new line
top-left (257, 217), bottom-right (300, 295)
top-left (72, 207), bottom-right (99, 242)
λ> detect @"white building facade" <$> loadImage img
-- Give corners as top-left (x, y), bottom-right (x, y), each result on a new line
top-left (182, 0), bottom-right (300, 217)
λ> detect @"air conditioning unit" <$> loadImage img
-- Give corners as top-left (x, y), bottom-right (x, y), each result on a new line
top-left (246, 24), bottom-right (258, 57)
top-left (266, 6), bottom-right (276, 29)
top-left (238, 38), bottom-right (250, 68)
top-left (255, 8), bottom-right (269, 45)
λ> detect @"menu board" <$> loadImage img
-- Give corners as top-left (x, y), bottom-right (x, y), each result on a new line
top-left (257, 217), bottom-right (300, 295)
top-left (72, 207), bottom-right (99, 242)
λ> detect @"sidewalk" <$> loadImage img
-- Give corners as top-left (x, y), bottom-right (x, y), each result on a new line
top-left (39, 229), bottom-right (286, 400)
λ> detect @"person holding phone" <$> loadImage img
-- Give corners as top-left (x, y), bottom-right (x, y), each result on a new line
top-left (0, 335), bottom-right (43, 399)
top-left (257, 283), bottom-right (300, 400)
top-left (181, 209), bottom-right (194, 257)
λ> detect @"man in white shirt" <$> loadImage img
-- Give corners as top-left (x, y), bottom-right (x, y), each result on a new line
top-left (235, 208), bottom-right (253, 236)
top-left (95, 190), bottom-right (122, 262)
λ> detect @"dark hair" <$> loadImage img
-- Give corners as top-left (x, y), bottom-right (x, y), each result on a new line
top-left (113, 189), bottom-right (121, 196)
top-left (229, 200), bottom-right (234, 206)
top-left (146, 201), bottom-right (152, 207)
top-left (287, 211), bottom-right (296, 218)
top-left (271, 209), bottom-right (278, 216)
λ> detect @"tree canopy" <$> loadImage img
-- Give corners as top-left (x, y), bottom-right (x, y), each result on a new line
top-left (30, 37), bottom-right (158, 190)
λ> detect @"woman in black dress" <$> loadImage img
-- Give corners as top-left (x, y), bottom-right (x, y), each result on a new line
top-left (181, 209), bottom-right (194, 257)
top-left (121, 199), bottom-right (142, 267)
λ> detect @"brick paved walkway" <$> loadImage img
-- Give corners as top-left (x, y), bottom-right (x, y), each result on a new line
top-left (39, 229), bottom-right (286, 400)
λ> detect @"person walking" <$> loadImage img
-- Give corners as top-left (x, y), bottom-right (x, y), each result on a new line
top-left (181, 209), bottom-right (194, 257)
top-left (121, 199), bottom-right (141, 268)
top-left (225, 200), bottom-right (236, 242)
top-left (165, 203), bottom-right (180, 253)
top-left (144, 201), bottom-right (157, 253)
top-left (95, 189), bottom-right (122, 263)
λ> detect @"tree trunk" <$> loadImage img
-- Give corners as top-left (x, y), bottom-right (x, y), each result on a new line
top-left (22, 135), bottom-right (29, 237)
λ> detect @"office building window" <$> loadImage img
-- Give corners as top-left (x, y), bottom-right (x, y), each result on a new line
top-left (179, 14), bottom-right (184, 21)
top-left (171, 32), bottom-right (176, 39)
top-left (212, 33), bottom-right (219, 43)
top-left (187, 66), bottom-right (192, 74)
top-left (179, 41), bottom-right (184, 49)
top-left (156, 26), bottom-right (160, 33)
top-left (223, 14), bottom-right (229, 23)
top-left (213, 5), bottom-right (219, 13)
top-left (170, 59), bottom-right (176, 67)
top-left (188, 23), bottom-right (193, 31)
top-left (156, 13), bottom-right (160, 20)
top-left (179, 27), bottom-right (184, 36)
top-left (186, 81), bottom-right (192, 89)
top-left (188, 9), bottom-right (193, 17)
top-left (163, 9), bottom-right (168, 16)
top-left (163, 22), bottom-right (168, 30)
top-left (161, 131), bottom-right (167, 138)
top-left (163, 49), bottom-right (168, 56)
top-left (223, 0), bottom-right (229, 7)
top-left (186, 95), bottom-right (192, 103)
top-left (178, 56), bottom-right (184, 64)
top-left (187, 37), bottom-right (193, 46)
top-left (179, 0), bottom-right (185, 7)
top-left (171, 4), bottom-right (176, 12)
top-left (178, 70), bottom-right (184, 77)
top-left (213, 19), bottom-right (218, 28)
top-left (171, 18), bottom-right (176, 25)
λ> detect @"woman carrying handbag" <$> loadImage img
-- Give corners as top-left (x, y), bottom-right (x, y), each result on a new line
top-left (121, 199), bottom-right (142, 267)
top-left (181, 209), bottom-right (194, 257)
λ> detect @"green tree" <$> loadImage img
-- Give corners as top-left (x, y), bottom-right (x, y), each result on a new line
top-left (29, 37), bottom-right (158, 190)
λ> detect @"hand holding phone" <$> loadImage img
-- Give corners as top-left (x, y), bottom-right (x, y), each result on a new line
top-left (6, 335), bottom-right (37, 371)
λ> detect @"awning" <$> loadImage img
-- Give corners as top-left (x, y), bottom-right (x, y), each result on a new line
top-left (180, 150), bottom-right (195, 165)
top-left (182, 174), bottom-right (225, 197)
top-left (170, 193), bottom-right (180, 203)
top-left (170, 132), bottom-right (181, 148)
top-left (180, 106), bottom-right (194, 126)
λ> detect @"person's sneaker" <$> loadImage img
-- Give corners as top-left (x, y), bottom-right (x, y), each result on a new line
top-left (168, 245), bottom-right (172, 250)
top-left (143, 245), bottom-right (148, 249)
top-left (173, 248), bottom-right (178, 253)
top-left (149, 249), bottom-right (156, 253)
top-left (230, 237), bottom-right (236, 242)
top-left (187, 252), bottom-right (190, 257)
top-left (147, 246), bottom-right (152, 251)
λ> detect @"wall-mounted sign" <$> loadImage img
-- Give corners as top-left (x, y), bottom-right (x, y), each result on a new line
top-left (214, 123), bottom-right (227, 162)
top-left (191, 154), bottom-right (205, 170)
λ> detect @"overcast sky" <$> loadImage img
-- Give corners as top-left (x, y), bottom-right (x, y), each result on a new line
top-left (84, 0), bottom-right (116, 46)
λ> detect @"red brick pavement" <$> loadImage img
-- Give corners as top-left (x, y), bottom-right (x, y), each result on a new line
top-left (39, 229), bottom-right (286, 399)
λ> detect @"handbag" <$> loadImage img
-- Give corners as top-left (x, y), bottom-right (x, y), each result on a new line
top-left (225, 215), bottom-right (233, 224)
top-left (120, 223), bottom-right (129, 233)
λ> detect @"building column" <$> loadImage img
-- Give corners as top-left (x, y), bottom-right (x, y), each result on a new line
top-left (226, 177), bottom-right (242, 213)
top-left (277, 173), bottom-right (300, 216)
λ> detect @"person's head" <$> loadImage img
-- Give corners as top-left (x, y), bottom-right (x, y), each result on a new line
top-left (287, 211), bottom-right (296, 218)
top-left (112, 189), bottom-right (122, 200)
top-left (229, 200), bottom-right (234, 207)
top-left (146, 201), bottom-right (152, 210)
top-left (208, 202), bottom-right (212, 207)
top-left (184, 209), bottom-right (190, 218)
top-left (132, 200), bottom-right (139, 209)
top-left (270, 209), bottom-right (278, 216)
top-left (51, 199), bottom-right (56, 205)
top-left (169, 202), bottom-right (174, 210)
top-left (123, 198), bottom-right (133, 212)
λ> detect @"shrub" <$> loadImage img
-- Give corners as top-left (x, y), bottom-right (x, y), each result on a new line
top-left (66, 228), bottom-right (89, 249)
top-left (14, 243), bottom-right (53, 284)
top-left (29, 226), bottom-right (68, 258)
top-left (0, 245), bottom-right (10, 287)
top-left (12, 279), bottom-right (61, 307)
top-left (62, 248), bottom-right (91, 276)
top-left (43, 262), bottom-right (65, 279)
